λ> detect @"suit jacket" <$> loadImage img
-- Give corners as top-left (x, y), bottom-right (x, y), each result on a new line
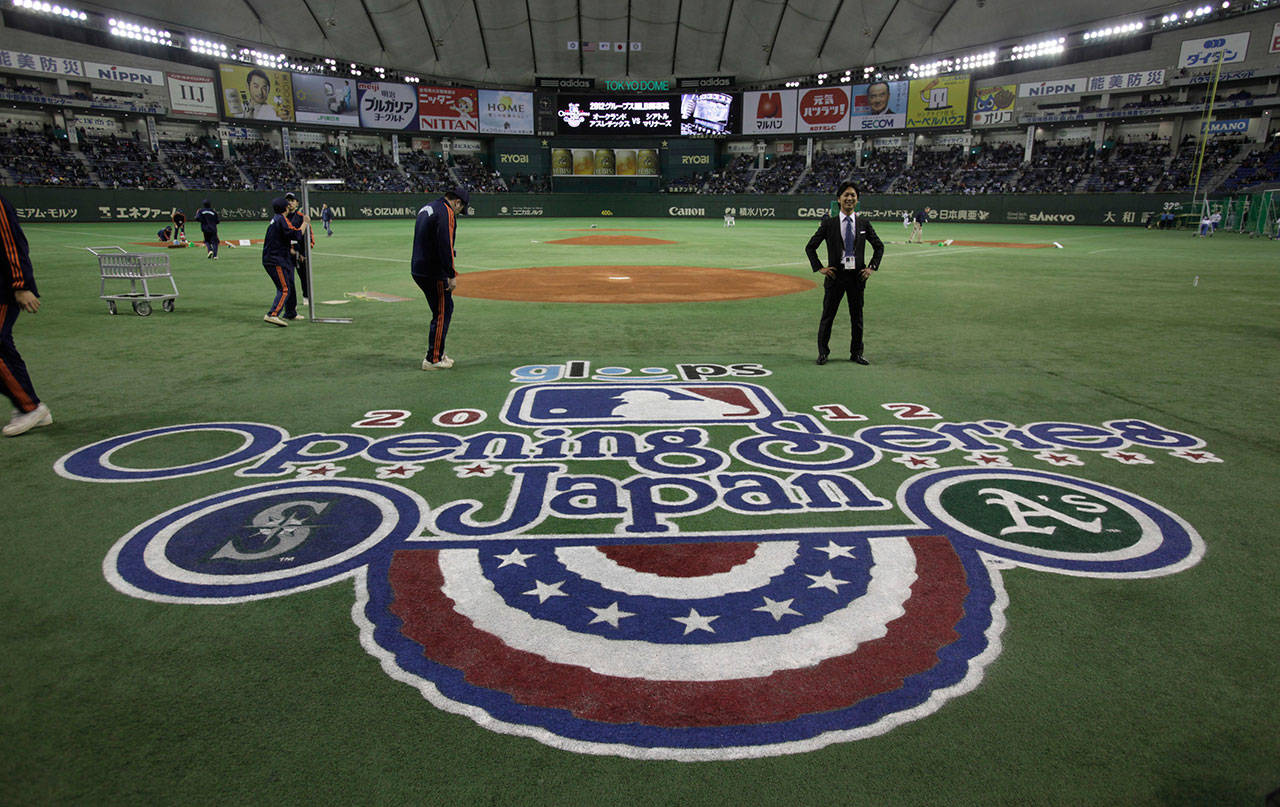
top-left (805, 213), bottom-right (883, 274)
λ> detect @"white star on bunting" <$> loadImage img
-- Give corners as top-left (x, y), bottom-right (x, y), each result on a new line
top-left (754, 596), bottom-right (802, 621)
top-left (523, 579), bottom-right (569, 603)
top-left (806, 570), bottom-right (849, 592)
top-left (495, 548), bottom-right (536, 568)
top-left (672, 608), bottom-right (718, 635)
top-left (587, 601), bottom-right (636, 628)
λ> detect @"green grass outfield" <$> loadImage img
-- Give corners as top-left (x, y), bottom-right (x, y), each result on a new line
top-left (2, 215), bottom-right (1278, 805)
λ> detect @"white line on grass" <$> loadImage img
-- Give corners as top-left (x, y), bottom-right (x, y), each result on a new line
top-left (312, 251), bottom-right (511, 272)
top-left (312, 251), bottom-right (407, 263)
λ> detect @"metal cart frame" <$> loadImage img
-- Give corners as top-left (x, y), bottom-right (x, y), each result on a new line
top-left (87, 246), bottom-right (179, 316)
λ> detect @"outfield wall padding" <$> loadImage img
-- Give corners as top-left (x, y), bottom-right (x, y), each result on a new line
top-left (2, 186), bottom-right (1189, 226)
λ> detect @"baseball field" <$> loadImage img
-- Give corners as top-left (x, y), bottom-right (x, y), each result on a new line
top-left (2, 214), bottom-right (1277, 805)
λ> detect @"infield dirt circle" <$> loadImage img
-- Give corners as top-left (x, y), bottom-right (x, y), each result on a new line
top-left (456, 265), bottom-right (815, 303)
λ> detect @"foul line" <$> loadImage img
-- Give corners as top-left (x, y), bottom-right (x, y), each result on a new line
top-left (312, 250), bottom-right (406, 263)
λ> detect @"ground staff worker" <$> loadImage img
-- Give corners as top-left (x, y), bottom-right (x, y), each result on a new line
top-left (805, 181), bottom-right (884, 366)
top-left (195, 199), bottom-right (220, 259)
top-left (262, 197), bottom-right (308, 326)
top-left (411, 187), bottom-right (469, 370)
top-left (909, 206), bottom-right (931, 243)
top-left (0, 194), bottom-right (51, 437)
top-left (284, 193), bottom-right (313, 302)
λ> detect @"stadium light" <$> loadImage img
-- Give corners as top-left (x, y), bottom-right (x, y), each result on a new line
top-left (109, 18), bottom-right (173, 46)
top-left (958, 50), bottom-right (997, 70)
top-left (189, 36), bottom-right (229, 58)
top-left (236, 49), bottom-right (286, 67)
top-left (1083, 21), bottom-right (1145, 41)
top-left (1010, 36), bottom-right (1065, 60)
top-left (10, 0), bottom-right (88, 21)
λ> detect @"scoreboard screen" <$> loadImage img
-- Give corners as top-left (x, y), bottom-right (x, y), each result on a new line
top-left (680, 92), bottom-right (737, 136)
top-left (555, 94), bottom-right (681, 135)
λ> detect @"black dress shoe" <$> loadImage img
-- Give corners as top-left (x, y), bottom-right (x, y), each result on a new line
top-left (816, 355), bottom-right (829, 365)
top-left (850, 355), bottom-right (870, 365)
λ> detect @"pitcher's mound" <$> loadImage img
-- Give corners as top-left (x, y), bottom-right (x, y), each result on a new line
top-left (457, 265), bottom-right (814, 303)
top-left (546, 235), bottom-right (678, 246)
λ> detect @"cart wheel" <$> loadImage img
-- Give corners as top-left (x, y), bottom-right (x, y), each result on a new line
top-left (107, 301), bottom-right (117, 315)
top-left (133, 300), bottom-right (152, 317)
top-left (162, 299), bottom-right (175, 313)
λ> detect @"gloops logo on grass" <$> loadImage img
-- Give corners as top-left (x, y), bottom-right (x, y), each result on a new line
top-left (57, 361), bottom-right (1213, 761)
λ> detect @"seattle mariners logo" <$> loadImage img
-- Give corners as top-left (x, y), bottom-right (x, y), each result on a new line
top-left (56, 361), bottom-right (1209, 760)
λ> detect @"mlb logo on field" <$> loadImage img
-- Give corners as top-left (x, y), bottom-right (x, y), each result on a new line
top-left (502, 383), bottom-right (783, 427)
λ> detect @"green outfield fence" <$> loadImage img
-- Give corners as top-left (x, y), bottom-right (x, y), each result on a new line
top-left (2, 187), bottom-right (1192, 226)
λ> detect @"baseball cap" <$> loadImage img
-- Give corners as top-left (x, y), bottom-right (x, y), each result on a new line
top-left (449, 186), bottom-right (470, 213)
top-left (284, 192), bottom-right (297, 201)
top-left (271, 197), bottom-right (288, 214)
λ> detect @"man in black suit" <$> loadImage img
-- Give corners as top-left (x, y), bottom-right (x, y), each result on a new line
top-left (805, 181), bottom-right (884, 365)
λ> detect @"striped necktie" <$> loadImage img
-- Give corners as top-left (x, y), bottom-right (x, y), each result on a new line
top-left (843, 216), bottom-right (854, 257)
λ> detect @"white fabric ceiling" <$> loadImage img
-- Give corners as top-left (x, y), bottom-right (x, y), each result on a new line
top-left (93, 0), bottom-right (1180, 86)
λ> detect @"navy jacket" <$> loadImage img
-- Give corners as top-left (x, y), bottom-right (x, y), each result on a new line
top-left (0, 195), bottom-right (37, 303)
top-left (410, 198), bottom-right (456, 280)
top-left (805, 213), bottom-right (883, 274)
top-left (194, 207), bottom-right (219, 235)
top-left (262, 213), bottom-right (302, 269)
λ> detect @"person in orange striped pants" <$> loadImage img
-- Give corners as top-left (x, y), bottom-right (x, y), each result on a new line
top-left (261, 197), bottom-right (308, 327)
top-left (0, 194), bottom-right (51, 437)
top-left (410, 187), bottom-right (468, 370)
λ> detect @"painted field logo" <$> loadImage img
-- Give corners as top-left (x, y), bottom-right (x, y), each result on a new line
top-left (60, 363), bottom-right (1211, 760)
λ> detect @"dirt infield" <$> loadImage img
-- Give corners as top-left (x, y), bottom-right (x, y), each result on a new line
top-left (456, 265), bottom-right (815, 303)
top-left (546, 234), bottom-right (679, 246)
top-left (561, 228), bottom-right (659, 232)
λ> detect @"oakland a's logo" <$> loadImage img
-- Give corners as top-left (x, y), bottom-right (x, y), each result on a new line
top-left (58, 366), bottom-right (1207, 760)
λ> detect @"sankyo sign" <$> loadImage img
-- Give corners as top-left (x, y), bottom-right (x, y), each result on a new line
top-left (57, 361), bottom-right (1211, 760)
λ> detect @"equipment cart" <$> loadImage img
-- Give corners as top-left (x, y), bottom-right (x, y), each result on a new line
top-left (87, 246), bottom-right (179, 316)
